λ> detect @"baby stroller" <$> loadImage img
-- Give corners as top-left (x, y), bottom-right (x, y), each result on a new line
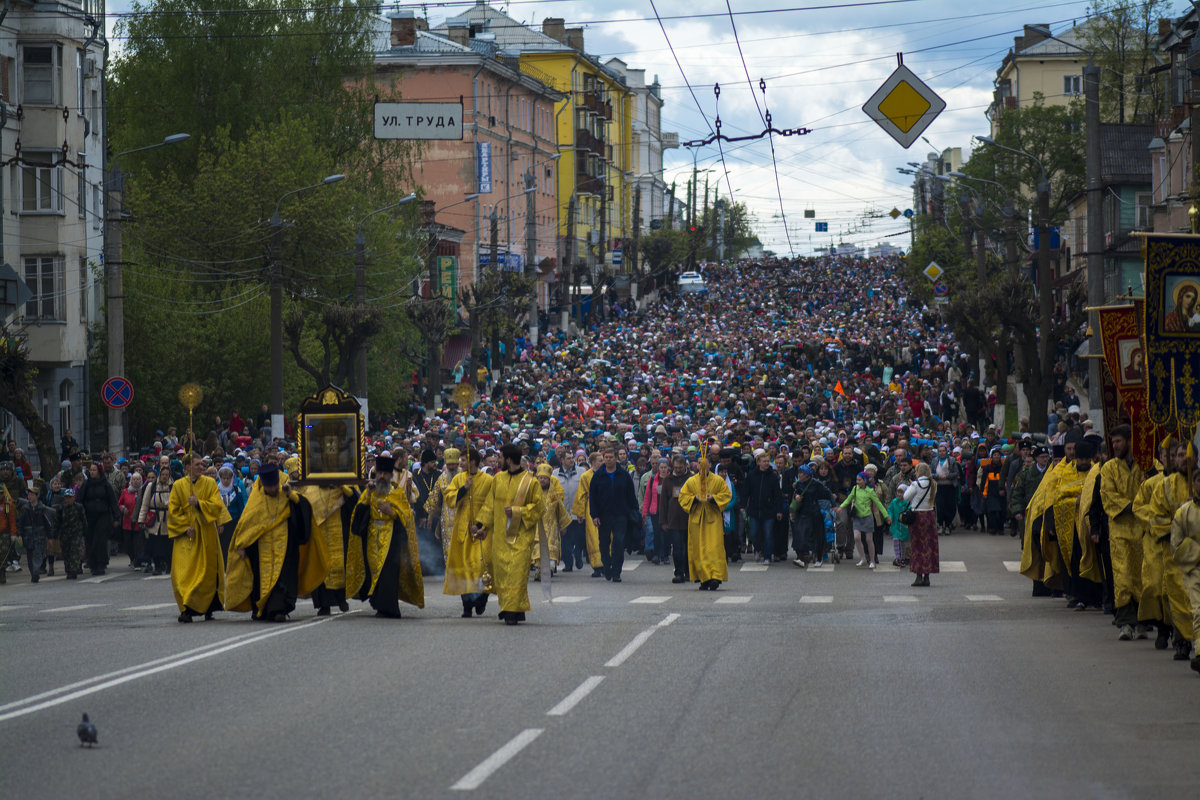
top-left (820, 500), bottom-right (841, 564)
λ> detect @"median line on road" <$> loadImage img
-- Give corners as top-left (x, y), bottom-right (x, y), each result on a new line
top-left (120, 603), bottom-right (180, 612)
top-left (451, 728), bottom-right (544, 791)
top-left (0, 618), bottom-right (331, 723)
top-left (545, 676), bottom-right (604, 717)
top-left (604, 613), bottom-right (680, 668)
top-left (39, 603), bottom-right (108, 613)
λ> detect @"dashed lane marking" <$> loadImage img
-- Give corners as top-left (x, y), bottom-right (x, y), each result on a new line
top-left (629, 596), bottom-right (671, 605)
top-left (714, 595), bottom-right (752, 604)
top-left (143, 575), bottom-right (172, 581)
top-left (622, 561), bottom-right (640, 571)
top-left (740, 563), bottom-right (768, 572)
top-left (545, 676), bottom-right (605, 717)
top-left (551, 596), bottom-right (589, 604)
top-left (39, 604), bottom-right (108, 613)
top-left (882, 595), bottom-right (919, 603)
top-left (939, 561), bottom-right (967, 572)
top-left (1003, 561), bottom-right (1022, 572)
top-left (120, 603), bottom-right (179, 612)
top-left (0, 605), bottom-right (31, 611)
top-left (451, 728), bottom-right (544, 791)
top-left (798, 596), bottom-right (834, 604)
top-left (965, 594), bottom-right (1005, 602)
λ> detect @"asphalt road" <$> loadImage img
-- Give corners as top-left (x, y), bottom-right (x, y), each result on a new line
top-left (2, 533), bottom-right (1198, 799)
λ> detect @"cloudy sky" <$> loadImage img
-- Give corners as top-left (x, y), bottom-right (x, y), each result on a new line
top-left (105, 0), bottom-right (1141, 254)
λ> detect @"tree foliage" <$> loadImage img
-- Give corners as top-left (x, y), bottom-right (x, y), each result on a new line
top-left (106, 2), bottom-right (425, 444)
top-left (1082, 0), bottom-right (1172, 124)
top-left (0, 329), bottom-right (58, 477)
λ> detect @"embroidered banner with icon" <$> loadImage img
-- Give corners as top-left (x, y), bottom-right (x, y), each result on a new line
top-left (1143, 235), bottom-right (1200, 430)
top-left (1097, 299), bottom-right (1155, 471)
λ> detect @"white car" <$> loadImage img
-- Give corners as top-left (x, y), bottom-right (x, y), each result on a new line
top-left (679, 271), bottom-right (706, 293)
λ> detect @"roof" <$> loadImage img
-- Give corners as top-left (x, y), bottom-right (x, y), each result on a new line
top-left (433, 4), bottom-right (567, 51)
top-left (1099, 123), bottom-right (1153, 184)
top-left (1017, 25), bottom-right (1087, 58)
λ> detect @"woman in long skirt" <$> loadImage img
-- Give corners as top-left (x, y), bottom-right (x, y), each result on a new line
top-left (904, 462), bottom-right (939, 586)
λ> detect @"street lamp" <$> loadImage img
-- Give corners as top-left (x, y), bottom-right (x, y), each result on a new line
top-left (352, 192), bottom-right (418, 401)
top-left (268, 173), bottom-right (345, 441)
top-left (105, 132), bottom-right (190, 454)
top-left (975, 134), bottom-right (1055, 424)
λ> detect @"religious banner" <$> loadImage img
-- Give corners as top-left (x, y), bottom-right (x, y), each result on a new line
top-left (1144, 235), bottom-right (1200, 434)
top-left (1097, 299), bottom-right (1156, 472)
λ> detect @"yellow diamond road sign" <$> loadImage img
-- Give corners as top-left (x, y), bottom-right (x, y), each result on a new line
top-left (862, 64), bottom-right (946, 148)
top-left (889, 208), bottom-right (901, 219)
top-left (923, 261), bottom-right (943, 282)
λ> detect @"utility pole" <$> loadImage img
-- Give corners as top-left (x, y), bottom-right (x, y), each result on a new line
top-left (1084, 61), bottom-right (1104, 424)
top-left (562, 195), bottom-right (574, 332)
top-left (105, 170), bottom-right (125, 455)
top-left (718, 198), bottom-right (727, 262)
top-left (525, 170), bottom-right (538, 346)
top-left (1037, 180), bottom-right (1053, 398)
top-left (489, 210), bottom-right (500, 367)
top-left (666, 180), bottom-right (676, 230)
top-left (959, 192), bottom-right (974, 262)
top-left (1004, 202), bottom-right (1018, 277)
top-left (269, 214), bottom-right (284, 440)
top-left (631, 188), bottom-right (641, 279)
top-left (353, 230), bottom-right (367, 397)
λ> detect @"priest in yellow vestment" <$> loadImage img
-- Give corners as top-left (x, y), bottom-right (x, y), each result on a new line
top-left (679, 452), bottom-right (732, 590)
top-left (348, 455), bottom-right (424, 618)
top-left (425, 447), bottom-right (461, 560)
top-left (534, 463), bottom-right (570, 585)
top-left (443, 449), bottom-right (493, 618)
top-left (225, 464), bottom-right (323, 622)
top-left (300, 483), bottom-right (358, 616)
top-left (167, 454), bottom-right (231, 623)
top-left (571, 451), bottom-right (604, 577)
top-left (484, 445), bottom-right (545, 625)
top-left (1100, 424), bottom-right (1146, 639)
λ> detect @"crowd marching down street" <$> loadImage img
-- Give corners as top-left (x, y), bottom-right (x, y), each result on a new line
top-left (2, 255), bottom-right (1199, 671)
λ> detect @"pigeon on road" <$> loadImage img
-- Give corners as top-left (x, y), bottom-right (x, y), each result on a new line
top-left (77, 714), bottom-right (97, 747)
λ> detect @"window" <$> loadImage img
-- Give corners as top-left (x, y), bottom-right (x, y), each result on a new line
top-left (24, 255), bottom-right (64, 321)
top-left (1135, 192), bottom-right (1152, 229)
top-left (22, 151), bottom-right (64, 213)
top-left (78, 256), bottom-right (88, 320)
top-left (59, 379), bottom-right (73, 436)
top-left (22, 44), bottom-right (61, 105)
top-left (1063, 74), bottom-right (1082, 96)
top-left (77, 49), bottom-right (85, 113)
top-left (92, 183), bottom-right (102, 228)
top-left (78, 152), bottom-right (87, 218)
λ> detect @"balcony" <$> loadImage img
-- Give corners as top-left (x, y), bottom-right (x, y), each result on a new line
top-left (576, 90), bottom-right (612, 120)
top-left (575, 127), bottom-right (605, 155)
top-left (576, 175), bottom-right (603, 197)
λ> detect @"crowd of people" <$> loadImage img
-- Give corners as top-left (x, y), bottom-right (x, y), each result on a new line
top-left (1, 255), bottom-right (1196, 667)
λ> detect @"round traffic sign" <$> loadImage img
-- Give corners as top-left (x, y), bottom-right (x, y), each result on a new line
top-left (932, 281), bottom-right (949, 296)
top-left (102, 377), bottom-right (134, 409)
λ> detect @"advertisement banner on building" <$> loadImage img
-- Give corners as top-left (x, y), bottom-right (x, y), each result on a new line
top-left (477, 142), bottom-right (492, 194)
top-left (437, 256), bottom-right (458, 313)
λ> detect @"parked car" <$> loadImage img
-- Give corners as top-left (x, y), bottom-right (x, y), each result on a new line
top-left (679, 271), bottom-right (706, 293)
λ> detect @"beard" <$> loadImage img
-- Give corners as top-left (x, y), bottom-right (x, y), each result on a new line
top-left (375, 476), bottom-right (395, 494)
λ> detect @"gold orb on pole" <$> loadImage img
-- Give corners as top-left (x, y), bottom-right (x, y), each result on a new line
top-left (178, 382), bottom-right (204, 457)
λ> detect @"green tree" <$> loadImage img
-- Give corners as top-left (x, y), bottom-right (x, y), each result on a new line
top-left (0, 328), bottom-right (58, 477)
top-left (1082, 0), bottom-right (1172, 124)
top-left (641, 229), bottom-right (683, 276)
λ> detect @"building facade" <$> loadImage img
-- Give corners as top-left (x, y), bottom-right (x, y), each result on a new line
top-left (987, 24), bottom-right (1088, 135)
top-left (2, 2), bottom-right (106, 465)
top-left (603, 60), bottom-right (677, 235)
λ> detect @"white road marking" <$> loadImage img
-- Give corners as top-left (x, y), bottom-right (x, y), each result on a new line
top-left (740, 563), bottom-right (768, 572)
top-left (965, 594), bottom-right (1005, 602)
top-left (120, 603), bottom-right (179, 612)
top-left (0, 618), bottom-right (332, 722)
top-left (799, 596), bottom-right (834, 604)
top-left (940, 561), bottom-right (967, 572)
top-left (629, 596), bottom-right (670, 604)
top-left (0, 605), bottom-right (31, 611)
top-left (604, 613), bottom-right (679, 668)
top-left (39, 604), bottom-right (108, 614)
top-left (1003, 561), bottom-right (1022, 572)
top-left (545, 676), bottom-right (604, 717)
top-left (622, 561), bottom-right (640, 571)
top-left (143, 575), bottom-right (172, 581)
top-left (81, 573), bottom-right (121, 584)
top-left (714, 595), bottom-right (752, 604)
top-left (551, 596), bottom-right (589, 604)
top-left (451, 728), bottom-right (544, 791)
top-left (882, 595), bottom-right (919, 603)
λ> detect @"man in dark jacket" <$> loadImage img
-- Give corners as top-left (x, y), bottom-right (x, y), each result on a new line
top-left (743, 450), bottom-right (783, 564)
top-left (589, 446), bottom-right (639, 582)
top-left (658, 455), bottom-right (691, 584)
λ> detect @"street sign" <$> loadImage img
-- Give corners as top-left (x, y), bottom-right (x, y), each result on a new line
top-left (889, 208), bottom-right (901, 220)
top-left (932, 296), bottom-right (949, 305)
top-left (932, 280), bottom-right (949, 296)
top-left (861, 63), bottom-right (946, 148)
top-left (374, 102), bottom-right (463, 140)
top-left (903, 209), bottom-right (914, 219)
top-left (0, 262), bottom-right (33, 315)
top-left (612, 250), bottom-right (623, 266)
top-left (923, 261), bottom-right (943, 282)
top-left (815, 222), bottom-right (828, 232)
top-left (101, 377), bottom-right (134, 409)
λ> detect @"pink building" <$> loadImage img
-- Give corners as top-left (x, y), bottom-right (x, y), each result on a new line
top-left (376, 11), bottom-right (562, 297)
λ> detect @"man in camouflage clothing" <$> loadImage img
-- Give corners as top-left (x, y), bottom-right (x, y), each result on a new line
top-left (1010, 446), bottom-right (1051, 526)
top-left (55, 488), bottom-right (87, 579)
top-left (17, 482), bottom-right (56, 582)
